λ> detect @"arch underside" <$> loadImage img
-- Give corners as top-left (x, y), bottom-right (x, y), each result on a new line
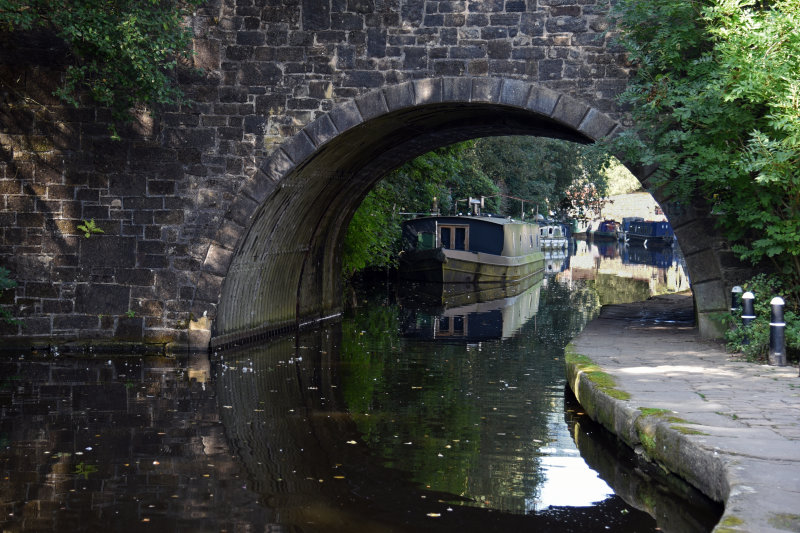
top-left (209, 78), bottom-right (735, 347)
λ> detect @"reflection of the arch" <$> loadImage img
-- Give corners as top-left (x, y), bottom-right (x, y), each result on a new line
top-left (398, 273), bottom-right (544, 341)
top-left (563, 390), bottom-right (722, 533)
top-left (216, 324), bottom-right (667, 532)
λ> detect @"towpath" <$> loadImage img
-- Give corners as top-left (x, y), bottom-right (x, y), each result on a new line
top-left (567, 292), bottom-right (800, 533)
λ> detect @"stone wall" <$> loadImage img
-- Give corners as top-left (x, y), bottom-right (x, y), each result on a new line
top-left (0, 0), bottom-right (747, 351)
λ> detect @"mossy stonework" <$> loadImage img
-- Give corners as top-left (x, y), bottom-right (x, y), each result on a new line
top-left (0, 1), bottom-right (749, 350)
top-left (565, 347), bottom-right (730, 506)
top-left (568, 295), bottom-right (800, 533)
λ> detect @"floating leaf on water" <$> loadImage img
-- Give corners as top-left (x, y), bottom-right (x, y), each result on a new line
top-left (346, 440), bottom-right (357, 445)
top-left (426, 513), bottom-right (440, 518)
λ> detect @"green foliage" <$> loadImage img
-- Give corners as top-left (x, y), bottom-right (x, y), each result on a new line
top-left (604, 158), bottom-right (642, 196)
top-left (608, 0), bottom-right (800, 302)
top-left (0, 266), bottom-right (18, 325)
top-left (0, 0), bottom-right (203, 137)
top-left (724, 274), bottom-right (799, 361)
top-left (343, 137), bottom-right (611, 278)
top-left (72, 461), bottom-right (98, 479)
top-left (341, 142), bottom-right (499, 278)
top-left (77, 218), bottom-right (104, 238)
top-left (474, 136), bottom-right (611, 217)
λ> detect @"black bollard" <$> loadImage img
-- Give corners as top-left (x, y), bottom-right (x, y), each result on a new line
top-left (741, 292), bottom-right (755, 326)
top-left (769, 296), bottom-right (786, 366)
top-left (741, 291), bottom-right (755, 345)
top-left (731, 286), bottom-right (743, 314)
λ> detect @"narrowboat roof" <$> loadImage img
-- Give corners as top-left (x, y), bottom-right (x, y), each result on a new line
top-left (402, 214), bottom-right (531, 226)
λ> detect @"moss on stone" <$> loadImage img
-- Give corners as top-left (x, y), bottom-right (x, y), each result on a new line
top-left (716, 515), bottom-right (744, 531)
top-left (671, 425), bottom-right (709, 436)
top-left (768, 513), bottom-right (800, 530)
top-left (585, 371), bottom-right (632, 400)
top-left (564, 347), bottom-right (600, 372)
top-left (565, 346), bottom-right (631, 400)
top-left (638, 427), bottom-right (657, 457)
top-left (638, 407), bottom-right (706, 435)
top-left (639, 407), bottom-right (671, 417)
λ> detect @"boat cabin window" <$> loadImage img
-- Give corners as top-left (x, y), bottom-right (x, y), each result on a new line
top-left (437, 315), bottom-right (465, 337)
top-left (417, 232), bottom-right (436, 250)
top-left (439, 225), bottom-right (468, 251)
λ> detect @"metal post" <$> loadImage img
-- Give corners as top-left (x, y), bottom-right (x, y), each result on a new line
top-left (741, 291), bottom-right (755, 345)
top-left (769, 296), bottom-right (786, 366)
top-left (742, 292), bottom-right (755, 326)
top-left (731, 286), bottom-right (743, 314)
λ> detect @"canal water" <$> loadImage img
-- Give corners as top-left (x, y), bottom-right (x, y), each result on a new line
top-left (1, 241), bottom-right (721, 532)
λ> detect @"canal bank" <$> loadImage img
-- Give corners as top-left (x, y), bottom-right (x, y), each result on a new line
top-left (566, 292), bottom-right (800, 533)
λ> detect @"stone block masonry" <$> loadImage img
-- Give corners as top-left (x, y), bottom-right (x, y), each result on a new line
top-left (0, 1), bottom-right (748, 351)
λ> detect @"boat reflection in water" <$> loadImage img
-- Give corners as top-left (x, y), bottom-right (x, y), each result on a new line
top-left (544, 248), bottom-right (569, 276)
top-left (559, 239), bottom-right (690, 305)
top-left (399, 272), bottom-right (544, 342)
top-left (623, 242), bottom-right (677, 269)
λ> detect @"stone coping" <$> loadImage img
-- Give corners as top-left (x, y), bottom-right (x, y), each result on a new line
top-left (566, 293), bottom-right (800, 533)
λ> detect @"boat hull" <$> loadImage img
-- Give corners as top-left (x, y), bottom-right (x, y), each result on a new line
top-left (625, 234), bottom-right (673, 246)
top-left (399, 248), bottom-right (545, 285)
top-left (590, 231), bottom-right (617, 241)
top-left (540, 237), bottom-right (568, 250)
top-left (624, 221), bottom-right (675, 246)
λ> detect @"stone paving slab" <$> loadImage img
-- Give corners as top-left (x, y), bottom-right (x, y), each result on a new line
top-left (566, 293), bottom-right (800, 533)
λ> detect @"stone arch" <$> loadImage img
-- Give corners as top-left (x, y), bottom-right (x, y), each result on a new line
top-left (199, 77), bottom-right (723, 348)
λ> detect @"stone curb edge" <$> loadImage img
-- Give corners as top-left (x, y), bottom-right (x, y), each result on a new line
top-left (564, 345), bottom-right (747, 533)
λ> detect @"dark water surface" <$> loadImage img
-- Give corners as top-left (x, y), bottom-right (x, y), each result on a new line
top-left (1, 241), bottom-right (720, 532)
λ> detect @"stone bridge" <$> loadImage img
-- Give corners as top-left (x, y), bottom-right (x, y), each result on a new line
top-left (0, 0), bottom-right (748, 352)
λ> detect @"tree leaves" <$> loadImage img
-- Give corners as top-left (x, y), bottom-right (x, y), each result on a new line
top-left (607, 0), bottom-right (800, 302)
top-left (1, 0), bottom-right (204, 136)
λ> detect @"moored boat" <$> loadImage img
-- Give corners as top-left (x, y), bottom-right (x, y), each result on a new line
top-left (618, 216), bottom-right (644, 241)
top-left (538, 224), bottom-right (568, 250)
top-left (570, 218), bottom-right (591, 238)
top-left (625, 220), bottom-right (674, 246)
top-left (589, 219), bottom-right (619, 241)
top-left (398, 214), bottom-right (545, 285)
